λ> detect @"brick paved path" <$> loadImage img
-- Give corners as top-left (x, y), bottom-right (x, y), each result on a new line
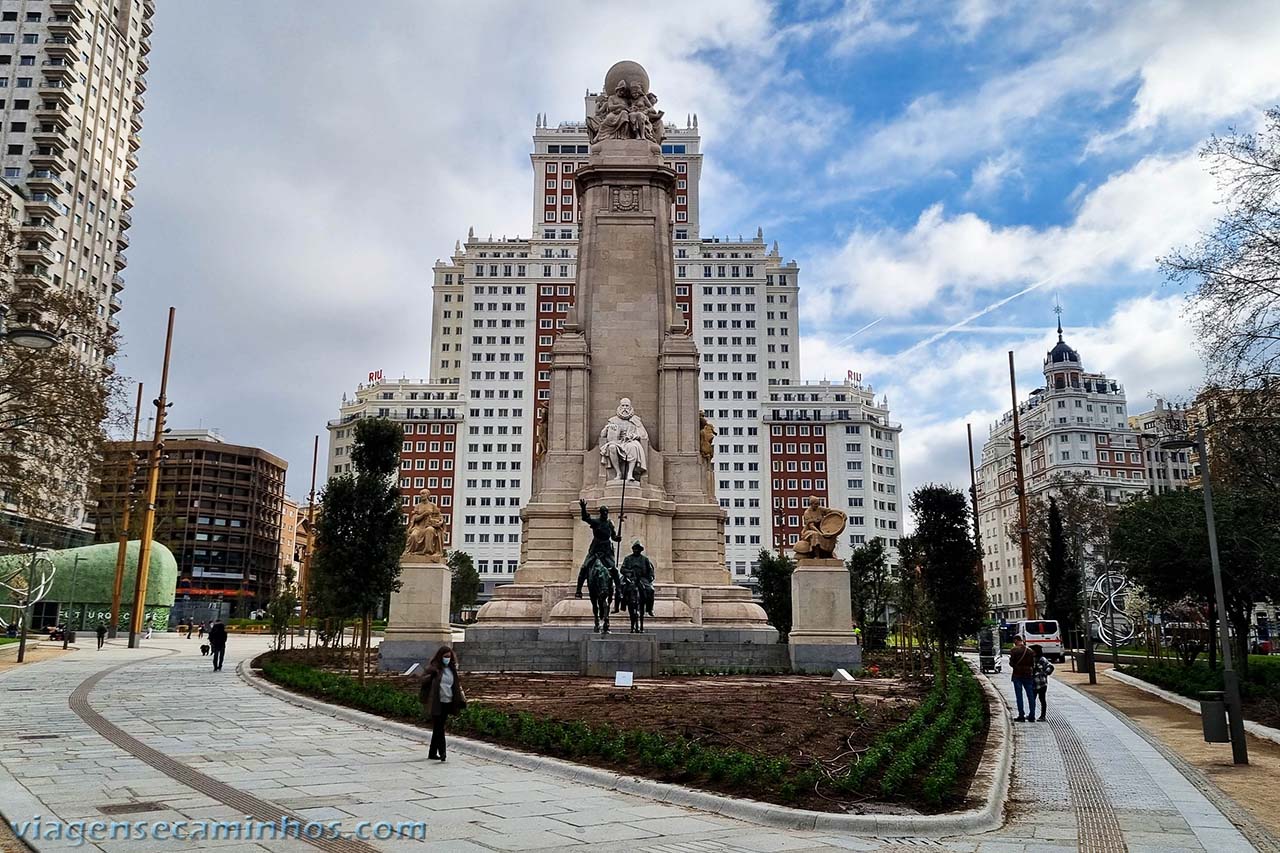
top-left (0, 636), bottom-right (1262, 852)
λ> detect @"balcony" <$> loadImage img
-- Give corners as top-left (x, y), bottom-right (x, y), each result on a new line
top-left (25, 169), bottom-right (64, 191)
top-left (121, 192), bottom-right (135, 209)
top-left (28, 148), bottom-right (67, 173)
top-left (114, 251), bottom-right (128, 270)
top-left (116, 230), bottom-right (130, 249)
top-left (136, 55), bottom-right (149, 76)
top-left (37, 81), bottom-right (73, 105)
top-left (111, 274), bottom-right (124, 293)
top-left (34, 105), bottom-right (71, 128)
top-left (41, 62), bottom-right (76, 85)
top-left (143, 0), bottom-right (155, 14)
top-left (25, 194), bottom-right (68, 217)
top-left (130, 110), bottom-right (143, 132)
top-left (17, 243), bottom-right (56, 266)
top-left (128, 132), bottom-right (141, 151)
top-left (50, 1), bottom-right (85, 20)
top-left (109, 295), bottom-right (123, 314)
top-left (119, 211), bottom-right (132, 229)
top-left (44, 37), bottom-right (76, 58)
top-left (32, 125), bottom-right (70, 149)
top-left (133, 93), bottom-right (146, 112)
top-left (141, 15), bottom-right (153, 37)
top-left (107, 316), bottom-right (120, 334)
top-left (20, 219), bottom-right (57, 240)
top-left (122, 170), bottom-right (136, 189)
top-left (16, 267), bottom-right (53, 289)
top-left (47, 16), bottom-right (83, 37)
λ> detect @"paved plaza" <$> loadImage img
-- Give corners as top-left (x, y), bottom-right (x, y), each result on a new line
top-left (0, 635), bottom-right (1268, 852)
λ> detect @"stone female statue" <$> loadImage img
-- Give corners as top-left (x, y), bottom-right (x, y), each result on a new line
top-left (404, 490), bottom-right (446, 562)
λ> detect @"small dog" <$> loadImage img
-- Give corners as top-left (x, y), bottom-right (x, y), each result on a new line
top-left (200, 644), bottom-right (210, 656)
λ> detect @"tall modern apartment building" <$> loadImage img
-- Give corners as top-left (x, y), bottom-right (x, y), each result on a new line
top-left (976, 322), bottom-right (1148, 619)
top-left (0, 0), bottom-right (153, 538)
top-left (328, 111), bottom-right (904, 598)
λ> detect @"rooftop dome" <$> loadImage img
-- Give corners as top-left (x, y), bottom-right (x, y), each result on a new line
top-left (1046, 316), bottom-right (1080, 365)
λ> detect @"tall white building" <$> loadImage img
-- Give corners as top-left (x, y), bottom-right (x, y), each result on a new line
top-left (328, 110), bottom-right (904, 598)
top-left (0, 0), bottom-right (153, 539)
top-left (976, 321), bottom-right (1148, 619)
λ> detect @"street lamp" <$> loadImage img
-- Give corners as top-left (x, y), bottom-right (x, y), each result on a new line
top-left (0, 305), bottom-right (60, 350)
top-left (1161, 425), bottom-right (1248, 765)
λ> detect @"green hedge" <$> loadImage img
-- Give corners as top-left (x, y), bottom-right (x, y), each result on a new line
top-left (1119, 658), bottom-right (1280, 703)
top-left (259, 656), bottom-right (987, 807)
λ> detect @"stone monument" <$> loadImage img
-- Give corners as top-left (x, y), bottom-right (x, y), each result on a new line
top-left (380, 491), bottom-right (454, 671)
top-left (788, 497), bottom-right (862, 672)
top-left (468, 61), bottom-right (776, 662)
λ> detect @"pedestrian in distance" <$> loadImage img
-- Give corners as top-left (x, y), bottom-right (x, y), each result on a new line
top-left (96, 623), bottom-right (106, 650)
top-left (198, 621), bottom-right (206, 639)
top-left (143, 615), bottom-right (153, 640)
top-left (419, 646), bottom-right (466, 762)
top-left (207, 620), bottom-right (228, 672)
top-left (186, 621), bottom-right (194, 639)
top-left (1009, 635), bottom-right (1037, 722)
top-left (1032, 644), bottom-right (1054, 722)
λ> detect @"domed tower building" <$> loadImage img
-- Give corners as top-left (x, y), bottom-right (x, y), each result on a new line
top-left (975, 316), bottom-right (1149, 620)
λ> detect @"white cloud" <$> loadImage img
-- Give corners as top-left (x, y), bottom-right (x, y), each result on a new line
top-left (965, 150), bottom-right (1024, 200)
top-left (803, 149), bottom-right (1217, 323)
top-left (799, 292), bottom-right (1203, 529)
top-left (835, 0), bottom-right (1280, 182)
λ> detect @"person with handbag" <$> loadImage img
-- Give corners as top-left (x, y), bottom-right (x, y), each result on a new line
top-left (419, 646), bottom-right (465, 761)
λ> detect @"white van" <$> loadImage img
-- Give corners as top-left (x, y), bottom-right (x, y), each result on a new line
top-left (1014, 619), bottom-right (1064, 662)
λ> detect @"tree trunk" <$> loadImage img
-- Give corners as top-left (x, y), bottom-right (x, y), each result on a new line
top-left (1231, 613), bottom-right (1250, 682)
top-left (357, 612), bottom-right (369, 685)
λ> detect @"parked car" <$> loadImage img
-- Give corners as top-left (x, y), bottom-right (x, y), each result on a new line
top-left (1013, 619), bottom-right (1065, 662)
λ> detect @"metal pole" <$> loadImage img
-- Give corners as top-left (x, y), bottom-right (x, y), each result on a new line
top-left (109, 381), bottom-right (144, 639)
top-left (129, 308), bottom-right (175, 649)
top-left (15, 541), bottom-right (38, 663)
top-left (966, 422), bottom-right (983, 583)
top-left (1198, 425), bottom-right (1248, 764)
top-left (1008, 351), bottom-right (1037, 619)
top-left (62, 555), bottom-right (81, 650)
top-left (299, 435), bottom-right (318, 647)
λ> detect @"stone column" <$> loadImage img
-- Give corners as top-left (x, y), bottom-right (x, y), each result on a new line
top-left (788, 558), bottom-right (862, 672)
top-left (378, 556), bottom-right (453, 672)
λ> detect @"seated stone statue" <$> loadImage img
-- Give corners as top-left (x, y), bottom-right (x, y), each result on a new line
top-left (404, 489), bottom-right (447, 563)
top-left (599, 397), bottom-right (649, 483)
top-left (793, 496), bottom-right (847, 560)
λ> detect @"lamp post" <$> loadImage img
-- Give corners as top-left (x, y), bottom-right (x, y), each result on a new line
top-left (61, 554), bottom-right (81, 650)
top-left (1162, 426), bottom-right (1248, 765)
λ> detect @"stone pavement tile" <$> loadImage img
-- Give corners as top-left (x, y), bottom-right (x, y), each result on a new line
top-left (974, 843), bottom-right (1028, 853)
top-left (613, 803), bottom-right (702, 820)
top-left (475, 815), bottom-right (572, 835)
top-left (1123, 830), bottom-right (1203, 849)
top-left (412, 841), bottom-right (501, 853)
top-left (806, 838), bottom-right (886, 851)
top-left (412, 784), bottom-right (498, 799)
top-left (548, 821), bottom-right (662, 844)
top-left (624, 815), bottom-right (737, 836)
top-left (548, 809), bottom-right (633, 827)
top-left (475, 801), bottom-right (571, 819)
top-left (292, 806), bottom-right (351, 821)
top-left (1188, 826), bottom-right (1256, 853)
top-left (1028, 822), bottom-right (1076, 840)
top-left (418, 794), bottom-right (499, 811)
top-left (472, 829), bottom-right (587, 851)
top-left (720, 832), bottom-right (828, 852)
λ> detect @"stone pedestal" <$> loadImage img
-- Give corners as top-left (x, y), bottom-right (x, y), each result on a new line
top-left (788, 558), bottom-right (862, 673)
top-left (378, 557), bottom-right (453, 672)
top-left (581, 634), bottom-right (658, 678)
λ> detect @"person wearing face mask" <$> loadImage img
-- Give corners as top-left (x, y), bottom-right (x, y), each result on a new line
top-left (419, 646), bottom-right (465, 761)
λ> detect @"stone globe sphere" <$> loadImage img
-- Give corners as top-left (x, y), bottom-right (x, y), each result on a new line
top-left (604, 60), bottom-right (649, 95)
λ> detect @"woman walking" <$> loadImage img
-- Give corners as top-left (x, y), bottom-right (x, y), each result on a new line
top-left (419, 646), bottom-right (465, 761)
top-left (1032, 644), bottom-right (1054, 722)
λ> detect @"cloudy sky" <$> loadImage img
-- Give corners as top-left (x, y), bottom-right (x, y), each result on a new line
top-left (119, 0), bottom-right (1280, 513)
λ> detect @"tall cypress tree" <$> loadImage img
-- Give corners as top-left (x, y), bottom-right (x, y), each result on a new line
top-left (311, 417), bottom-right (406, 682)
top-left (1040, 497), bottom-right (1082, 641)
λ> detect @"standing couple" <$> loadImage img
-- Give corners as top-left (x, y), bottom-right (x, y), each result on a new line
top-left (1009, 636), bottom-right (1054, 722)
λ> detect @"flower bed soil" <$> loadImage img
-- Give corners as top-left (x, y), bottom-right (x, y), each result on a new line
top-left (257, 649), bottom-right (990, 813)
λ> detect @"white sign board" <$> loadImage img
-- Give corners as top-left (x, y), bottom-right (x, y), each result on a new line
top-left (614, 670), bottom-right (634, 687)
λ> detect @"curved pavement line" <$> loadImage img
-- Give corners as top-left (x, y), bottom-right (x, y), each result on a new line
top-left (67, 651), bottom-right (381, 853)
top-left (239, 658), bottom-right (1013, 837)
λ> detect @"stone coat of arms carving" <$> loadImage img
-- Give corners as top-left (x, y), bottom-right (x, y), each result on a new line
top-left (611, 187), bottom-right (641, 212)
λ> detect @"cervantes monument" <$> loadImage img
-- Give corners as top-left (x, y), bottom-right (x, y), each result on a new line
top-left (471, 61), bottom-right (774, 649)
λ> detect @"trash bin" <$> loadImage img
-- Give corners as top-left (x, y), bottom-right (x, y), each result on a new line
top-left (1200, 691), bottom-right (1229, 743)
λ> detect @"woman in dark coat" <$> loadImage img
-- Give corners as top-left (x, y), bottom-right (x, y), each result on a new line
top-left (419, 646), bottom-right (464, 761)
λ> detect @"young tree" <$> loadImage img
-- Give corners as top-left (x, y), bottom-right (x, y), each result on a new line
top-left (1161, 107), bottom-right (1280, 389)
top-left (1040, 498), bottom-right (1084, 640)
top-left (448, 550), bottom-right (480, 616)
top-left (847, 537), bottom-right (891, 650)
top-left (266, 567), bottom-right (299, 652)
top-left (751, 548), bottom-right (794, 642)
top-left (310, 418), bottom-right (406, 682)
top-left (910, 485), bottom-right (986, 685)
top-left (1112, 488), bottom-right (1280, 677)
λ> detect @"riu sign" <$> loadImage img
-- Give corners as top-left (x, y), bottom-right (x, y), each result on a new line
top-left (368, 369), bottom-right (383, 383)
